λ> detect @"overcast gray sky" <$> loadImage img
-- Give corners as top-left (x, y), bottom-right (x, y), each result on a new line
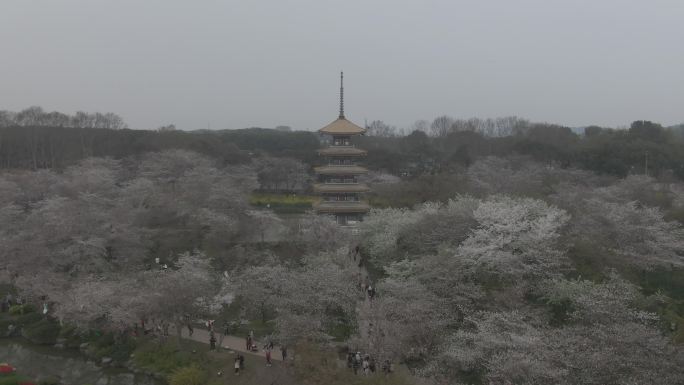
top-left (1, 0), bottom-right (683, 131)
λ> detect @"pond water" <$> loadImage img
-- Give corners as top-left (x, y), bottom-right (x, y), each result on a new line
top-left (0, 338), bottom-right (163, 385)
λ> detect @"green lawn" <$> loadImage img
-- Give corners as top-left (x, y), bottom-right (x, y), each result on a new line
top-left (134, 338), bottom-right (296, 385)
top-left (0, 372), bottom-right (33, 385)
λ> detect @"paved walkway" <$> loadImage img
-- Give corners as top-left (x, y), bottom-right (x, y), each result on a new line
top-left (176, 326), bottom-right (287, 362)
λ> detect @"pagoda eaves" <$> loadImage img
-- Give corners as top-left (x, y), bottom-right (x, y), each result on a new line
top-left (313, 72), bottom-right (370, 225)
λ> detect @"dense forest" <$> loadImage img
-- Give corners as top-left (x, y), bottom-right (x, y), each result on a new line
top-left (1, 107), bottom-right (684, 384)
top-left (1, 107), bottom-right (683, 184)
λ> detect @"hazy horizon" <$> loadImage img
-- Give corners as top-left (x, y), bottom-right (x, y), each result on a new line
top-left (1, 0), bottom-right (683, 131)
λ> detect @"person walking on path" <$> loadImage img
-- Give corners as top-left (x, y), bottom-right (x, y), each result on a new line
top-left (362, 356), bottom-right (370, 375)
top-left (209, 330), bottom-right (216, 350)
top-left (281, 346), bottom-right (287, 361)
top-left (219, 320), bottom-right (231, 348)
top-left (353, 352), bottom-right (361, 374)
top-left (265, 348), bottom-right (272, 366)
top-left (234, 357), bottom-right (240, 375)
top-left (367, 285), bottom-right (376, 301)
top-left (246, 334), bottom-right (252, 351)
top-left (382, 360), bottom-right (390, 375)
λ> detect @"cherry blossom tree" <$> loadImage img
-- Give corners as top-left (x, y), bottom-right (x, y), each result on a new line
top-left (353, 277), bottom-right (450, 365)
top-left (289, 211), bottom-right (351, 253)
top-left (455, 195), bottom-right (570, 280)
top-left (232, 250), bottom-right (360, 344)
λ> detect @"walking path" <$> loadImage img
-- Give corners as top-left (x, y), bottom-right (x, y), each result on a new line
top-left (176, 326), bottom-right (287, 361)
top-left (172, 246), bottom-right (364, 364)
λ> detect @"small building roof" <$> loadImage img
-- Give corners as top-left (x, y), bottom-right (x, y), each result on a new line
top-left (318, 118), bottom-right (366, 135)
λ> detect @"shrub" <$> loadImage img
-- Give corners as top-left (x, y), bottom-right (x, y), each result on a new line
top-left (58, 324), bottom-right (83, 349)
top-left (8, 304), bottom-right (34, 316)
top-left (168, 365), bottom-right (207, 385)
top-left (13, 313), bottom-right (43, 327)
top-left (21, 318), bottom-right (60, 345)
top-left (81, 332), bottom-right (136, 363)
top-left (102, 339), bottom-right (136, 363)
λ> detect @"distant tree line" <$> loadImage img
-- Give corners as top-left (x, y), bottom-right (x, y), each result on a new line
top-left (0, 119), bottom-right (318, 171)
top-left (1, 106), bottom-right (683, 182)
top-left (0, 106), bottom-right (127, 129)
top-left (356, 119), bottom-right (684, 180)
top-left (0, 126), bottom-right (251, 169)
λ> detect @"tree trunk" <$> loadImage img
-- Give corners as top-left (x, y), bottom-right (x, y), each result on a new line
top-left (175, 321), bottom-right (184, 348)
top-left (261, 302), bottom-right (267, 324)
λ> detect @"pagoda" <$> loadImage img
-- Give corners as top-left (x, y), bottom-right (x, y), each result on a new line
top-left (313, 72), bottom-right (370, 225)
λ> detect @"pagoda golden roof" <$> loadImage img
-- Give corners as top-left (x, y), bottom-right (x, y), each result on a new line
top-left (313, 201), bottom-right (371, 213)
top-left (313, 183), bottom-right (371, 193)
top-left (317, 147), bottom-right (367, 156)
top-left (318, 118), bottom-right (366, 135)
top-left (314, 165), bottom-right (368, 175)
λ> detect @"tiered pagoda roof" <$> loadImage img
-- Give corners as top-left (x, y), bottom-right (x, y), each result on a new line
top-left (313, 72), bottom-right (371, 223)
top-left (318, 118), bottom-right (366, 135)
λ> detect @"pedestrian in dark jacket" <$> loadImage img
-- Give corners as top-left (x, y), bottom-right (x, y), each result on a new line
top-left (209, 331), bottom-right (216, 350)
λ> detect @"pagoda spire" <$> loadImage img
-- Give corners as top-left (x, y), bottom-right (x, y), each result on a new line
top-left (339, 71), bottom-right (345, 119)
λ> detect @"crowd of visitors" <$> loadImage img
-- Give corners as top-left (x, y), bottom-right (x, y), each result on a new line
top-left (131, 319), bottom-right (172, 338)
top-left (346, 351), bottom-right (393, 376)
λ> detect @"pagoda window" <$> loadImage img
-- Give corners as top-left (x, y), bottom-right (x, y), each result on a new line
top-left (329, 158), bottom-right (353, 165)
top-left (333, 137), bottom-right (351, 146)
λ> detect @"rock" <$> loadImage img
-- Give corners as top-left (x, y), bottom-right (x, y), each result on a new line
top-left (101, 357), bottom-right (113, 365)
top-left (79, 342), bottom-right (89, 350)
top-left (56, 337), bottom-right (67, 344)
top-left (54, 343), bottom-right (64, 349)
